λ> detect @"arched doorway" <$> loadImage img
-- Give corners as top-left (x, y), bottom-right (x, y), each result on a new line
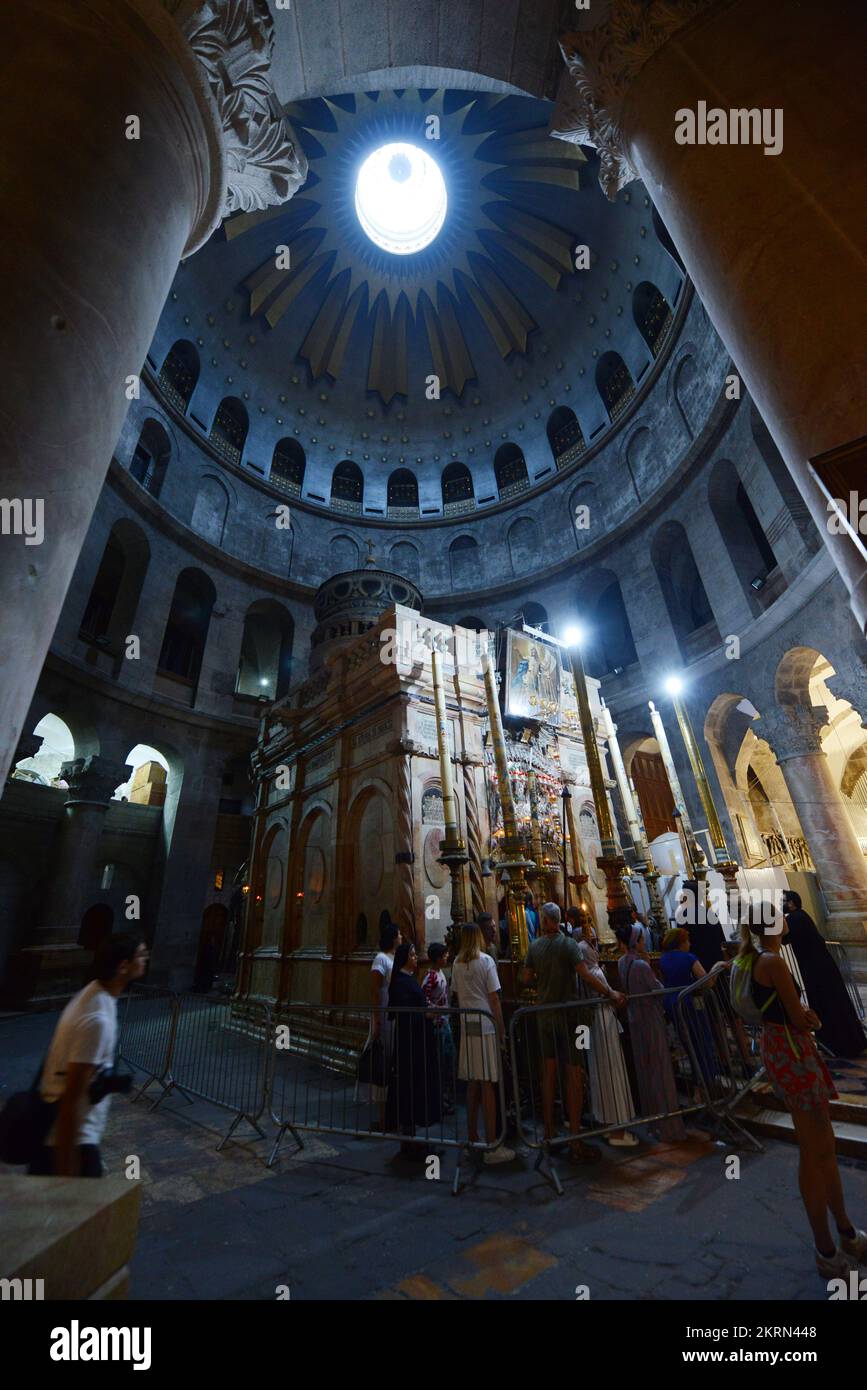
top-left (625, 737), bottom-right (677, 842)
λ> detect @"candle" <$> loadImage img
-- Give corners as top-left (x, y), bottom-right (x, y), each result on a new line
top-left (648, 699), bottom-right (694, 837)
top-left (670, 692), bottom-right (731, 860)
top-left (600, 700), bottom-right (643, 853)
top-left (528, 769), bottom-right (545, 868)
top-left (430, 644), bottom-right (458, 834)
top-left (482, 651), bottom-right (518, 838)
top-left (567, 641), bottom-right (615, 850)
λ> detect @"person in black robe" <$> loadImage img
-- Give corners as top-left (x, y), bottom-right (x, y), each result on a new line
top-left (385, 942), bottom-right (442, 1154)
top-left (783, 891), bottom-right (866, 1058)
top-left (678, 881), bottom-right (728, 972)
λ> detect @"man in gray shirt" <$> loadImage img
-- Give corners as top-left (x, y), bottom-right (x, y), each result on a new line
top-left (523, 903), bottom-right (623, 1162)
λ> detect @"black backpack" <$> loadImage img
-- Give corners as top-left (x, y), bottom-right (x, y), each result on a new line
top-left (0, 1059), bottom-right (58, 1165)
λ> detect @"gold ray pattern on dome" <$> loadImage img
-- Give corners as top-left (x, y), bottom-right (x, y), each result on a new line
top-left (223, 89), bottom-right (586, 406)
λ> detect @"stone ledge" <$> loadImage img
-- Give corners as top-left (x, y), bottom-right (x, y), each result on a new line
top-left (0, 1174), bottom-right (141, 1301)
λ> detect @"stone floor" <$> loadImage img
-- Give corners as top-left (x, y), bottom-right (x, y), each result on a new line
top-left (3, 1007), bottom-right (867, 1302)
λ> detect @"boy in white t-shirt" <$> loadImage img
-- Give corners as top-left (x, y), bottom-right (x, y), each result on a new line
top-left (29, 934), bottom-right (148, 1178)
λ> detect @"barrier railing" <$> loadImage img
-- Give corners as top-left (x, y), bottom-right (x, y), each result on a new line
top-left (671, 968), bottom-right (766, 1147)
top-left (129, 952), bottom-right (861, 1192)
top-left (508, 986), bottom-right (713, 1195)
top-left (268, 1003), bottom-right (508, 1194)
top-left (117, 983), bottom-right (178, 1101)
top-left (154, 995), bottom-right (272, 1149)
top-left (119, 986), bottom-right (273, 1151)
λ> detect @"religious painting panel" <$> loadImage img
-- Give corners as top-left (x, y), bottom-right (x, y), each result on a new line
top-left (505, 628), bottom-right (562, 723)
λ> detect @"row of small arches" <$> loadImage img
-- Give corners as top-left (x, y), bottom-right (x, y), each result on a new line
top-left (150, 281), bottom-right (674, 506)
top-left (132, 416), bottom-right (585, 512)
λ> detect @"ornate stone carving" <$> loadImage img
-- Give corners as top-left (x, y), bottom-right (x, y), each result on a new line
top-left (758, 703), bottom-right (828, 764)
top-left (61, 755), bottom-right (128, 805)
top-left (826, 662), bottom-right (867, 732)
top-left (551, 0), bottom-right (720, 199)
top-left (165, 0), bottom-right (307, 215)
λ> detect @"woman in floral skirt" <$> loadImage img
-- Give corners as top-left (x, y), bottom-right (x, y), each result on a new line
top-left (740, 905), bottom-right (866, 1279)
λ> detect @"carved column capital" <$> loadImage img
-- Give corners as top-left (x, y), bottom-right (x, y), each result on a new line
top-left (757, 703), bottom-right (828, 764)
top-left (551, 0), bottom-right (720, 199)
top-left (61, 755), bottom-right (128, 806)
top-left (164, 0), bottom-right (307, 219)
top-left (826, 663), bottom-right (867, 732)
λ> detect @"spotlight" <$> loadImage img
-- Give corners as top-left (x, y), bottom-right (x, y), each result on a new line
top-left (564, 624), bottom-right (585, 647)
top-left (665, 675), bottom-right (684, 696)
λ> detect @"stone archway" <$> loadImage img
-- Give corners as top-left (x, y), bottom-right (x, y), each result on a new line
top-left (267, 3), bottom-right (566, 105)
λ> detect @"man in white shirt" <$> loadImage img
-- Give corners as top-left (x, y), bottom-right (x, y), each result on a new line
top-left (29, 934), bottom-right (148, 1177)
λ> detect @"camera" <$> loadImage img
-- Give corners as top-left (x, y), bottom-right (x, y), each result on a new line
top-left (88, 1068), bottom-right (133, 1104)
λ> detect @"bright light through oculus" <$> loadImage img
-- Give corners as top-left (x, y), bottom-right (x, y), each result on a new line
top-left (355, 142), bottom-right (447, 255)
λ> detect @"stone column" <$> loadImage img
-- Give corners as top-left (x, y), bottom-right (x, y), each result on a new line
top-left (759, 703), bottom-right (867, 951)
top-left (6, 755), bottom-right (128, 1003)
top-left (553, 0), bottom-right (867, 633)
top-left (0, 0), bottom-right (306, 785)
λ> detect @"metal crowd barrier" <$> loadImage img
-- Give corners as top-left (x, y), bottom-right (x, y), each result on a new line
top-left (128, 951), bottom-right (860, 1193)
top-left (158, 995), bottom-right (272, 1149)
top-left (268, 1003), bottom-right (508, 1194)
top-left (672, 968), bottom-right (766, 1147)
top-left (118, 985), bottom-right (272, 1151)
top-left (117, 983), bottom-right (178, 1100)
top-left (508, 986), bottom-right (713, 1195)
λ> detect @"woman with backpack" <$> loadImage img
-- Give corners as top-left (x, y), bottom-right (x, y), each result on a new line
top-left (733, 905), bottom-right (866, 1279)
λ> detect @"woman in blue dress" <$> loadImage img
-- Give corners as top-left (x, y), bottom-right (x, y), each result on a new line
top-left (659, 927), bottom-right (719, 1096)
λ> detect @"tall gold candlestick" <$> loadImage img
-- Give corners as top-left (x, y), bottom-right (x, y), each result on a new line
top-left (670, 690), bottom-right (739, 888)
top-left (482, 651), bottom-right (519, 839)
top-left (431, 645), bottom-right (458, 833)
top-left (528, 769), bottom-right (544, 868)
top-left (429, 638), bottom-right (468, 944)
top-left (567, 640), bottom-right (632, 936)
top-left (600, 700), bottom-right (641, 853)
top-left (648, 700), bottom-right (694, 837)
top-left (651, 696), bottom-right (715, 892)
top-left (601, 699), bottom-right (667, 927)
top-left (482, 650), bottom-right (531, 970)
top-left (563, 783), bottom-right (598, 931)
